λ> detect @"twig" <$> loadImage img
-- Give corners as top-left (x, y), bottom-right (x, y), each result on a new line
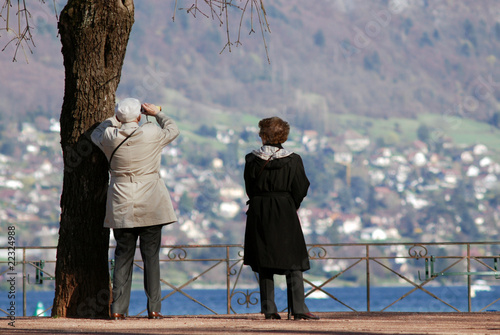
top-left (172, 0), bottom-right (178, 21)
top-left (177, 1), bottom-right (270, 62)
top-left (0, 0), bottom-right (57, 62)
top-left (253, 0), bottom-right (270, 63)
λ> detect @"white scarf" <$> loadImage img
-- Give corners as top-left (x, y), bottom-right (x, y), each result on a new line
top-left (252, 145), bottom-right (293, 161)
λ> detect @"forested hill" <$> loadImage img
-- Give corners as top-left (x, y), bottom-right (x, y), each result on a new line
top-left (1, 0), bottom-right (500, 127)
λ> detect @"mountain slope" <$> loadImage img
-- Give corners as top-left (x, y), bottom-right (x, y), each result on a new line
top-left (1, 0), bottom-right (499, 128)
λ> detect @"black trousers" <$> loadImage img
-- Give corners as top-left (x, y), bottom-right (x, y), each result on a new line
top-left (111, 225), bottom-right (163, 315)
top-left (258, 269), bottom-right (310, 315)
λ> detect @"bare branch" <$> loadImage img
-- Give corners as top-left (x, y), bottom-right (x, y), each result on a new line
top-left (1, 1), bottom-right (271, 63)
top-left (177, 1), bottom-right (271, 63)
top-left (252, 0), bottom-right (270, 63)
top-left (0, 0), bottom-right (58, 62)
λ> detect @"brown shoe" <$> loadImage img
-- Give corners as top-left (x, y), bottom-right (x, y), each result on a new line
top-left (265, 313), bottom-right (281, 320)
top-left (148, 311), bottom-right (163, 319)
top-left (294, 312), bottom-right (320, 320)
top-left (111, 313), bottom-right (125, 320)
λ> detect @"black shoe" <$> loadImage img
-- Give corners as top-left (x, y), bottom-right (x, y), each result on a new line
top-left (265, 313), bottom-right (281, 320)
top-left (148, 311), bottom-right (164, 319)
top-left (111, 313), bottom-right (125, 320)
top-left (294, 312), bottom-right (320, 320)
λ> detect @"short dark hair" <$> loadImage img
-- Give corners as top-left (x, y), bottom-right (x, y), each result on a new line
top-left (258, 117), bottom-right (290, 144)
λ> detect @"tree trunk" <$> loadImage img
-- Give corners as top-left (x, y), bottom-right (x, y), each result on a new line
top-left (52, 0), bottom-right (134, 318)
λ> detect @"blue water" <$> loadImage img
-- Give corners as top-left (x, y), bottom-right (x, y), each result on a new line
top-left (2, 286), bottom-right (499, 317)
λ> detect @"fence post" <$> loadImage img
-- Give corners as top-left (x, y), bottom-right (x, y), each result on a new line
top-left (23, 248), bottom-right (26, 317)
top-left (467, 244), bottom-right (471, 312)
top-left (366, 244), bottom-right (370, 312)
top-left (226, 246), bottom-right (231, 314)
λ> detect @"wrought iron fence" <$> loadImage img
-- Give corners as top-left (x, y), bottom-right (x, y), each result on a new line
top-left (1, 242), bottom-right (500, 317)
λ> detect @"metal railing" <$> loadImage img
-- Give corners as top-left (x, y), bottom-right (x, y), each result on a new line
top-left (1, 242), bottom-right (500, 317)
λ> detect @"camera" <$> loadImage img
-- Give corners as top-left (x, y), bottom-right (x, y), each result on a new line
top-left (141, 105), bottom-right (162, 114)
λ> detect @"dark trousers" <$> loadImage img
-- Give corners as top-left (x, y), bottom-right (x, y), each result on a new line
top-left (111, 225), bottom-right (163, 315)
top-left (259, 269), bottom-right (310, 315)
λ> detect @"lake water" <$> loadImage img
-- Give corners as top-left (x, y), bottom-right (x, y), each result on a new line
top-left (3, 286), bottom-right (499, 317)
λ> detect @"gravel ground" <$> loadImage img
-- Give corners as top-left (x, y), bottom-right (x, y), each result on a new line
top-left (1, 312), bottom-right (500, 335)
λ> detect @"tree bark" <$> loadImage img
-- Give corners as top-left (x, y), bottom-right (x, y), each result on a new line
top-left (52, 0), bottom-right (134, 318)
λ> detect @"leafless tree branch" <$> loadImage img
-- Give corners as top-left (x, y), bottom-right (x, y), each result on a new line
top-left (0, 0), bottom-right (58, 62)
top-left (1, 1), bottom-right (270, 63)
top-left (174, 0), bottom-right (271, 63)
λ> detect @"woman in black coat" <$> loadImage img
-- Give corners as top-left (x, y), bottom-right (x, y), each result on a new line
top-left (243, 117), bottom-right (319, 320)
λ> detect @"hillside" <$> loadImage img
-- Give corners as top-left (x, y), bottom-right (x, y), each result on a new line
top-left (5, 2), bottom-right (500, 253)
top-left (1, 0), bottom-right (500, 129)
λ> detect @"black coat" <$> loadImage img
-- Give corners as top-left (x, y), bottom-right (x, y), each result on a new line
top-left (243, 151), bottom-right (310, 273)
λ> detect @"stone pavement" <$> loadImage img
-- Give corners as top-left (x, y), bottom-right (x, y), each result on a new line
top-left (1, 312), bottom-right (500, 335)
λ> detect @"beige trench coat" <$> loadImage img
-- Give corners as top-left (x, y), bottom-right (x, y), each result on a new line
top-left (91, 113), bottom-right (180, 229)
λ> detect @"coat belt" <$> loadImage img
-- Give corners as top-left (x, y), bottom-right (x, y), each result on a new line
top-left (111, 173), bottom-right (160, 183)
top-left (253, 192), bottom-right (291, 197)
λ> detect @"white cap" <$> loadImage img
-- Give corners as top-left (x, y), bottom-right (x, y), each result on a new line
top-left (115, 98), bottom-right (141, 123)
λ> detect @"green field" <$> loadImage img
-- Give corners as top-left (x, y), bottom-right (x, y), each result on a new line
top-left (171, 107), bottom-right (500, 160)
top-left (333, 113), bottom-right (500, 152)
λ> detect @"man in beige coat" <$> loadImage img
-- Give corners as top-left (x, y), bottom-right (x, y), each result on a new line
top-left (91, 98), bottom-right (180, 320)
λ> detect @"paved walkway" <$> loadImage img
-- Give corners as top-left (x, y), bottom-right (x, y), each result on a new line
top-left (2, 312), bottom-right (500, 335)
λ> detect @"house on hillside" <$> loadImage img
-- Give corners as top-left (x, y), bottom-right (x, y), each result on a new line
top-left (218, 176), bottom-right (245, 200)
top-left (331, 143), bottom-right (353, 164)
top-left (307, 207), bottom-right (335, 235)
top-left (302, 130), bottom-right (319, 151)
top-left (216, 128), bottom-right (235, 144)
top-left (440, 168), bottom-right (460, 188)
top-left (342, 130), bottom-right (370, 152)
top-left (487, 162), bottom-right (500, 174)
top-left (479, 156), bottom-right (492, 168)
top-left (473, 144), bottom-right (488, 156)
top-left (20, 123), bottom-right (37, 142)
top-left (360, 227), bottom-right (388, 241)
top-left (0, 179), bottom-right (23, 189)
top-left (370, 148), bottom-right (392, 167)
top-left (476, 173), bottom-right (498, 190)
top-left (466, 165), bottom-right (480, 177)
top-left (408, 151), bottom-right (427, 167)
top-left (337, 213), bottom-right (362, 235)
top-left (215, 176), bottom-right (245, 219)
top-left (412, 140), bottom-right (428, 154)
top-left (33, 159), bottom-right (54, 179)
top-left (50, 119), bottom-right (61, 132)
top-left (369, 169), bottom-right (386, 184)
top-left (212, 157), bottom-right (224, 169)
top-left (461, 151), bottom-right (474, 164)
top-left (219, 201), bottom-right (240, 218)
top-left (405, 191), bottom-right (429, 209)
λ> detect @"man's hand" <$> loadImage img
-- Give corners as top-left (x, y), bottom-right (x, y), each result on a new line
top-left (141, 103), bottom-right (161, 116)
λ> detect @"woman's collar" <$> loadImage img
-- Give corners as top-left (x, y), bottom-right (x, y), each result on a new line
top-left (252, 144), bottom-right (293, 160)
top-left (264, 143), bottom-right (283, 149)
